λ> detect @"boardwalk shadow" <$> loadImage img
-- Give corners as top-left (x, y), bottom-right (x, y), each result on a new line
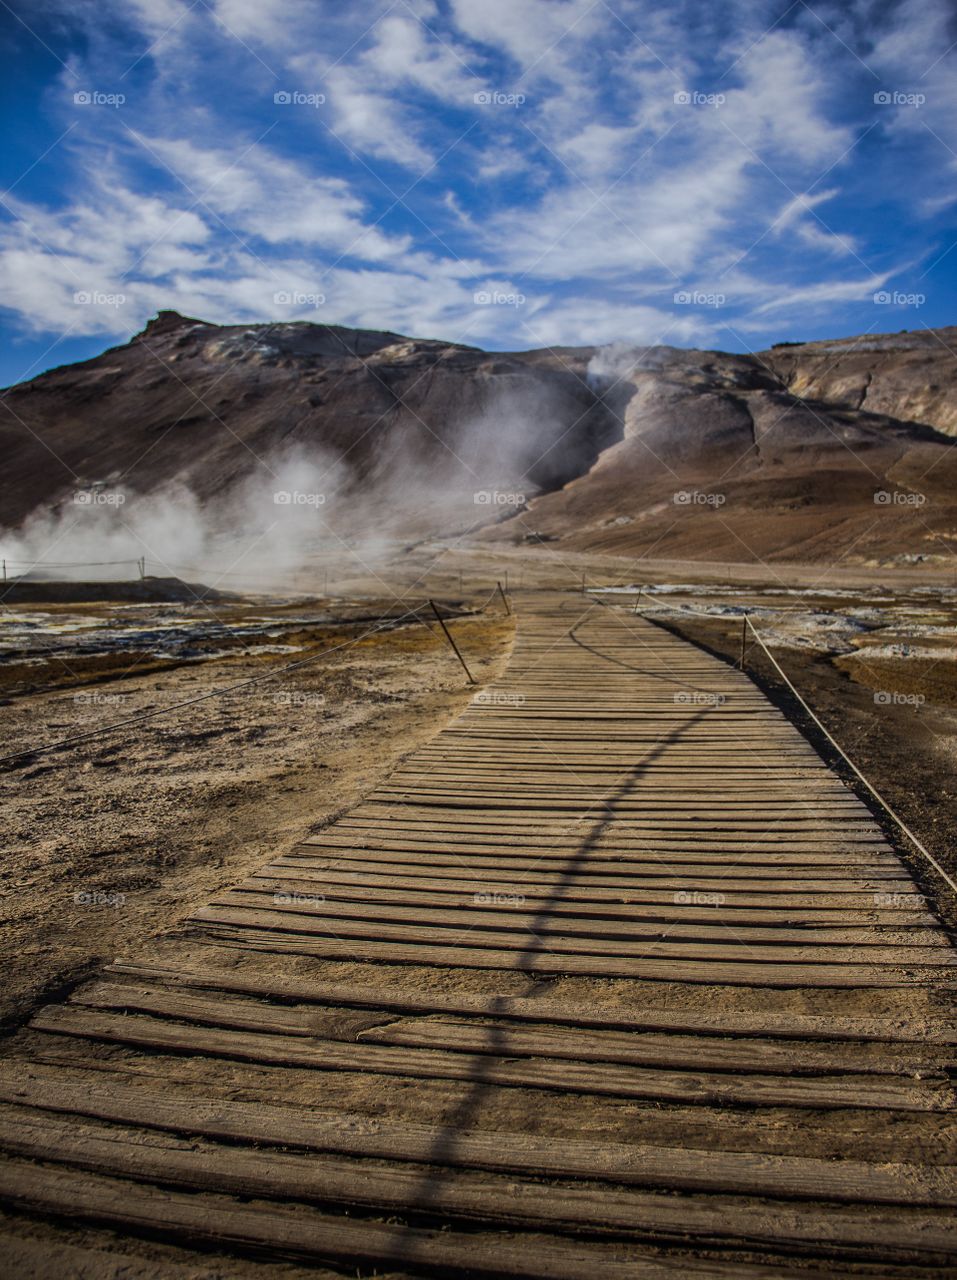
top-left (568, 617), bottom-right (725, 696)
top-left (383, 607), bottom-right (713, 1255)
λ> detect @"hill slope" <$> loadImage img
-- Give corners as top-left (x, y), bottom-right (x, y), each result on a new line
top-left (2, 314), bottom-right (956, 567)
top-left (484, 334), bottom-right (957, 565)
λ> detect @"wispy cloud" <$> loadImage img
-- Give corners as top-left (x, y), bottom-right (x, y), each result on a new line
top-left (0, 0), bottom-right (954, 386)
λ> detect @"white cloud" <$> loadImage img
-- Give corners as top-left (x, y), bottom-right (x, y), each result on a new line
top-left (507, 297), bottom-right (704, 349)
top-left (320, 65), bottom-right (435, 170)
top-left (772, 188), bottom-right (856, 255)
top-left (360, 15), bottom-right (478, 100)
top-left (449, 0), bottom-right (599, 71)
top-left (754, 272), bottom-right (891, 314)
top-left (4, 0), bottom-right (952, 365)
top-left (140, 136), bottom-right (410, 260)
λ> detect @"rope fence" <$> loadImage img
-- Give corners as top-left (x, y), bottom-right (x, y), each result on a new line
top-left (742, 614), bottom-right (957, 897)
top-left (0, 588), bottom-right (512, 768)
top-left (623, 590), bottom-right (957, 897)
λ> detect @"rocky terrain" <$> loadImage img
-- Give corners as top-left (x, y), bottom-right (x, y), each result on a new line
top-left (487, 334), bottom-right (957, 564)
top-left (2, 313), bottom-right (957, 566)
top-left (0, 312), bottom-right (611, 544)
top-left (764, 331), bottom-right (957, 438)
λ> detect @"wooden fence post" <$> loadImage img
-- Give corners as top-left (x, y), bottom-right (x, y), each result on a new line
top-left (428, 600), bottom-right (476, 683)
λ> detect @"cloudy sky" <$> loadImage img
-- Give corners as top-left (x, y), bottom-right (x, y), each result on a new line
top-left (0, 0), bottom-right (955, 386)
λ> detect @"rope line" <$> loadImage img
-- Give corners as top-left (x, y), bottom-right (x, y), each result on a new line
top-left (1, 587), bottom-right (507, 767)
top-left (742, 615), bottom-right (957, 897)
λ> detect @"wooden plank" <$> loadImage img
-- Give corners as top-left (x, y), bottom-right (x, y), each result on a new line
top-left (246, 874), bottom-right (940, 942)
top-left (0, 1155), bottom-right (741, 1280)
top-left (316, 833), bottom-right (896, 856)
top-left (283, 837), bottom-right (903, 865)
top-left (297, 837), bottom-right (902, 869)
top-left (26, 1005), bottom-right (953, 1112)
top-left (287, 854), bottom-right (917, 895)
top-left (354, 1016), bottom-right (951, 1081)
top-left (159, 920), bottom-right (955, 986)
top-left (1, 1106), bottom-right (953, 1263)
top-left (77, 980), bottom-right (953, 1076)
top-left (106, 961), bottom-right (957, 1043)
top-left (193, 900), bottom-right (952, 968)
top-left (337, 817), bottom-right (890, 844)
top-left (283, 855), bottom-right (922, 916)
top-left (1, 1067), bottom-right (955, 1207)
top-left (216, 887), bottom-right (949, 955)
top-left (287, 844), bottom-right (910, 875)
top-left (389, 783), bottom-right (865, 801)
top-left (310, 825), bottom-right (894, 848)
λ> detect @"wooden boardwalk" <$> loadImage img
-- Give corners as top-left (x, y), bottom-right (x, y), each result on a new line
top-left (1, 592), bottom-right (956, 1276)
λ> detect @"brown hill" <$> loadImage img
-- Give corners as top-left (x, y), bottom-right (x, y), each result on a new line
top-left (485, 333), bottom-right (957, 565)
top-left (2, 314), bottom-right (956, 566)
top-left (0, 312), bottom-right (611, 541)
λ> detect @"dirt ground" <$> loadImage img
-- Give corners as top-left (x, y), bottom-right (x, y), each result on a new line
top-left (0, 598), bottom-right (514, 1031)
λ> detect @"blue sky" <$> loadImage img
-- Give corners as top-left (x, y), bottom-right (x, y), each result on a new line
top-left (0, 0), bottom-right (955, 387)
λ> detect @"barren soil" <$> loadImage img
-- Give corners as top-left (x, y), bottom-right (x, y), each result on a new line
top-left (0, 601), bottom-right (514, 1031)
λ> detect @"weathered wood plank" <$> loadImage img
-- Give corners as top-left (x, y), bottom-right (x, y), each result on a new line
top-left (26, 1005), bottom-right (954, 1112)
top-left (0, 1155), bottom-right (768, 1279)
top-left (1, 1106), bottom-right (953, 1263)
top-left (105, 961), bottom-right (957, 1042)
top-left (75, 980), bottom-right (952, 1076)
